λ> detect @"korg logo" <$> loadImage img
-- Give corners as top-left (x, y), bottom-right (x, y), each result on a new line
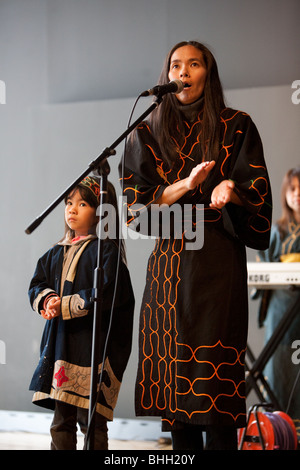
top-left (248, 273), bottom-right (270, 284)
top-left (0, 80), bottom-right (6, 104)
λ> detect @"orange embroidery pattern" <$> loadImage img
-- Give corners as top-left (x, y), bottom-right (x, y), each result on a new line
top-left (138, 237), bottom-right (246, 423)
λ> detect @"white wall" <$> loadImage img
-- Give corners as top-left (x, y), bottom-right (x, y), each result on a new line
top-left (0, 0), bottom-right (299, 418)
top-left (0, 84), bottom-right (298, 417)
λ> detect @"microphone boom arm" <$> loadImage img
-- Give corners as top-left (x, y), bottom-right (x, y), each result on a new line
top-left (25, 96), bottom-right (162, 235)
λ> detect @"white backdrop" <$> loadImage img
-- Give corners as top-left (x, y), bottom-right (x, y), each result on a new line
top-left (14, 84), bottom-right (298, 417)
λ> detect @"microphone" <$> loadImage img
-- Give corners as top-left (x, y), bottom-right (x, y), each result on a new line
top-left (141, 79), bottom-right (184, 97)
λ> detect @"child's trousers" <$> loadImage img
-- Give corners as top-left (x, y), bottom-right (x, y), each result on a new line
top-left (50, 400), bottom-right (108, 450)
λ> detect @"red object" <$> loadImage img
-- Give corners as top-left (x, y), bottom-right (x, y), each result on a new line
top-left (239, 411), bottom-right (274, 450)
top-left (54, 366), bottom-right (69, 387)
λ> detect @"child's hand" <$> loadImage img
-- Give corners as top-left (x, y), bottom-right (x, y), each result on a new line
top-left (41, 296), bottom-right (61, 320)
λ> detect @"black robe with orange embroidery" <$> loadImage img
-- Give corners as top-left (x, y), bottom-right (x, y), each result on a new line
top-left (121, 107), bottom-right (272, 429)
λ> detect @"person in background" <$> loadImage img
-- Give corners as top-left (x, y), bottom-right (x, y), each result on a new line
top-left (28, 176), bottom-right (134, 450)
top-left (120, 40), bottom-right (272, 450)
top-left (257, 166), bottom-right (300, 441)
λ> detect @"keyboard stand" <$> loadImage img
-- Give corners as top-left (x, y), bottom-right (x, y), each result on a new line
top-left (245, 288), bottom-right (300, 409)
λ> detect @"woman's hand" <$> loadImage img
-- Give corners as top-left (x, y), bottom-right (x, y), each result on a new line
top-left (156, 160), bottom-right (215, 206)
top-left (210, 179), bottom-right (242, 209)
top-left (41, 296), bottom-right (61, 320)
top-left (186, 160), bottom-right (216, 191)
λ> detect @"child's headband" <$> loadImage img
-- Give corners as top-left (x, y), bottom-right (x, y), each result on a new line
top-left (78, 176), bottom-right (100, 204)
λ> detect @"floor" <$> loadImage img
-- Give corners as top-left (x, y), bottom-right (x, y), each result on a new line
top-left (0, 410), bottom-right (172, 451)
top-left (2, 409), bottom-right (298, 451)
top-left (0, 432), bottom-right (172, 450)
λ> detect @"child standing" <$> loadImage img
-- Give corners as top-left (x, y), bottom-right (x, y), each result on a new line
top-left (28, 176), bottom-right (134, 450)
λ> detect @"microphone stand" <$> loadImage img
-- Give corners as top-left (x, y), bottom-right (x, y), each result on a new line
top-left (25, 94), bottom-right (163, 450)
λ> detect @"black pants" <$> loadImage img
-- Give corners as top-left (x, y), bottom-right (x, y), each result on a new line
top-left (171, 423), bottom-right (238, 450)
top-left (50, 400), bottom-right (108, 450)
